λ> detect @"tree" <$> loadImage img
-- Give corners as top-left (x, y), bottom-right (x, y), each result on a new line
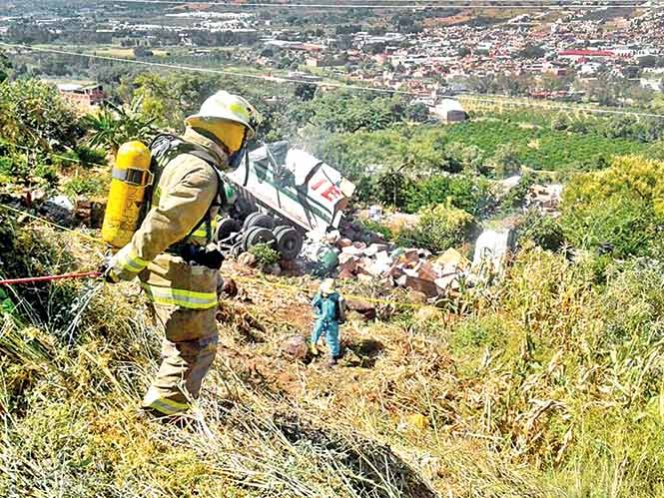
top-left (0, 80), bottom-right (81, 195)
top-left (446, 143), bottom-right (487, 174)
top-left (399, 203), bottom-right (476, 253)
top-left (374, 168), bottom-right (411, 208)
top-left (0, 80), bottom-right (80, 153)
top-left (405, 103), bottom-right (429, 123)
top-left (131, 72), bottom-right (219, 129)
top-left (490, 143), bottom-right (522, 177)
top-left (0, 50), bottom-right (10, 83)
top-left (294, 83), bottom-right (316, 101)
top-left (561, 156), bottom-right (663, 258)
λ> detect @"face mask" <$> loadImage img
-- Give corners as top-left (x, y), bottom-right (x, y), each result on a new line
top-left (228, 128), bottom-right (249, 170)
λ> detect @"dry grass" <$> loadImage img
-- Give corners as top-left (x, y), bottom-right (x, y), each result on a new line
top-left (2, 214), bottom-right (664, 497)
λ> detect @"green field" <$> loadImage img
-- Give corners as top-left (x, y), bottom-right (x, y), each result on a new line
top-left (444, 119), bottom-right (649, 171)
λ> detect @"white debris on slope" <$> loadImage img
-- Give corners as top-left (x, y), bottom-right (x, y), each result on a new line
top-left (472, 229), bottom-right (515, 275)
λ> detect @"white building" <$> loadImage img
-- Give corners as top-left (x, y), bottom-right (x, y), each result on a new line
top-left (432, 99), bottom-right (467, 123)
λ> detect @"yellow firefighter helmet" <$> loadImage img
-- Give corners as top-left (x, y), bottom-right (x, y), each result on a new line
top-left (185, 91), bottom-right (260, 153)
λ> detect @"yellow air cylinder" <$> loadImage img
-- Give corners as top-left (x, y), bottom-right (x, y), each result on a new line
top-left (102, 141), bottom-right (153, 249)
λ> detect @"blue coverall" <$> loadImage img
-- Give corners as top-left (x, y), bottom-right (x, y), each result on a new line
top-left (311, 292), bottom-right (342, 359)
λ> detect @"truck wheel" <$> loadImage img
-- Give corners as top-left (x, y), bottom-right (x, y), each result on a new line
top-left (274, 226), bottom-right (303, 261)
top-left (215, 218), bottom-right (241, 243)
top-left (243, 212), bottom-right (274, 231)
top-left (242, 226), bottom-right (276, 251)
top-left (242, 212), bottom-right (262, 230)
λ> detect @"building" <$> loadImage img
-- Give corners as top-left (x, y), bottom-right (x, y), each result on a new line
top-left (641, 78), bottom-right (664, 92)
top-left (432, 99), bottom-right (467, 123)
top-left (57, 84), bottom-right (106, 109)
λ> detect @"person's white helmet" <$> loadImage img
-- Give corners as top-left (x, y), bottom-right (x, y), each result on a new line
top-left (320, 278), bottom-right (336, 296)
top-left (185, 91), bottom-right (260, 138)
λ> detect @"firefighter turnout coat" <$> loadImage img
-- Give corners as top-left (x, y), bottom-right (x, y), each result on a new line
top-left (108, 128), bottom-right (227, 415)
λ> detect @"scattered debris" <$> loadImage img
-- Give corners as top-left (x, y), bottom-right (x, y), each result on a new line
top-left (473, 228), bottom-right (515, 275)
top-left (238, 252), bottom-right (258, 268)
top-left (219, 277), bottom-right (238, 299)
top-left (368, 205), bottom-right (383, 220)
top-left (74, 200), bottom-right (105, 228)
top-left (526, 184), bottom-right (564, 215)
top-left (42, 195), bottom-right (75, 226)
top-left (346, 298), bottom-right (377, 321)
top-left (498, 175), bottom-right (523, 193)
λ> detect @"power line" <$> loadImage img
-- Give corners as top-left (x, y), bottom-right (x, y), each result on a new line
top-left (103, 0), bottom-right (664, 9)
top-left (0, 42), bottom-right (431, 96)
top-left (3, 42), bottom-right (664, 120)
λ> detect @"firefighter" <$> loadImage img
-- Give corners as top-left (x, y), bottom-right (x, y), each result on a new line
top-left (102, 91), bottom-right (260, 417)
top-left (310, 278), bottom-right (346, 367)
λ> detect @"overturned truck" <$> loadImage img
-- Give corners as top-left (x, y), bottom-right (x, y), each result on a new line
top-left (215, 142), bottom-right (355, 260)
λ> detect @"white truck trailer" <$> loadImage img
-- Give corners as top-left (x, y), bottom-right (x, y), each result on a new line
top-left (216, 142), bottom-right (355, 260)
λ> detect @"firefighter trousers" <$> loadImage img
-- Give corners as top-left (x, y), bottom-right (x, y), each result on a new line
top-left (142, 304), bottom-right (219, 415)
top-left (140, 254), bottom-right (221, 416)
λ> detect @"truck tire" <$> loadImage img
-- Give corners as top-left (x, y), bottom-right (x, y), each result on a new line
top-left (242, 226), bottom-right (276, 251)
top-left (215, 218), bottom-right (241, 243)
top-left (243, 212), bottom-right (274, 231)
top-left (274, 226), bottom-right (303, 261)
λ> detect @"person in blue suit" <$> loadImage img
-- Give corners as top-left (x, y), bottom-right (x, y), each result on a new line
top-left (310, 279), bottom-right (346, 366)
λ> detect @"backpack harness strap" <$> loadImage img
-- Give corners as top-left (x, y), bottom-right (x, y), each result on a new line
top-left (147, 134), bottom-right (226, 247)
top-left (111, 167), bottom-right (154, 187)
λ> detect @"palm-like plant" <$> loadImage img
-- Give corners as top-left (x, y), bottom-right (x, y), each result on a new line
top-left (82, 97), bottom-right (157, 155)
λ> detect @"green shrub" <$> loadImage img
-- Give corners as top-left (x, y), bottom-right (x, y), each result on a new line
top-left (444, 120), bottom-right (649, 172)
top-left (33, 162), bottom-right (58, 187)
top-left (51, 150), bottom-right (81, 169)
top-left (446, 142), bottom-right (487, 174)
top-left (398, 204), bottom-right (476, 253)
top-left (359, 219), bottom-right (393, 240)
top-left (404, 174), bottom-right (494, 215)
top-left (249, 243), bottom-right (280, 267)
top-left (373, 169), bottom-right (413, 208)
top-left (0, 152), bottom-right (58, 191)
top-left (0, 80), bottom-right (81, 153)
top-left (451, 315), bottom-right (509, 356)
top-left (63, 176), bottom-right (105, 198)
top-left (498, 173), bottom-right (535, 214)
top-left (561, 155), bottom-right (663, 258)
top-left (516, 209), bottom-right (565, 251)
top-left (74, 145), bottom-right (107, 168)
top-left (82, 98), bottom-right (156, 154)
top-left (490, 143), bottom-right (523, 178)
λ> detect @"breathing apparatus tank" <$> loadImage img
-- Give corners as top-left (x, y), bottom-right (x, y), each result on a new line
top-left (101, 141), bottom-right (153, 249)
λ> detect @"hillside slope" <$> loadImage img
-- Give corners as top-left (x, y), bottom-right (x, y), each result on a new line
top-left (1, 181), bottom-right (663, 497)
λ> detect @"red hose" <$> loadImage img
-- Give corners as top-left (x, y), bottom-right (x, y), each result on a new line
top-left (0, 271), bottom-right (101, 286)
